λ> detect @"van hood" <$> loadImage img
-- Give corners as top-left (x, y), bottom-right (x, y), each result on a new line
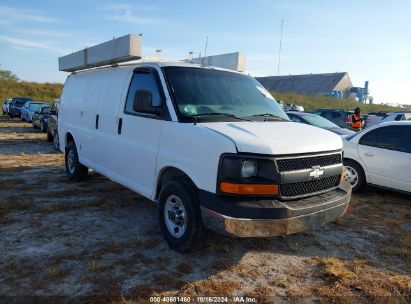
top-left (201, 121), bottom-right (342, 155)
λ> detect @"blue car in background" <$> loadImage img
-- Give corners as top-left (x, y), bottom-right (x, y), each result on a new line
top-left (8, 97), bottom-right (33, 118)
top-left (21, 101), bottom-right (49, 122)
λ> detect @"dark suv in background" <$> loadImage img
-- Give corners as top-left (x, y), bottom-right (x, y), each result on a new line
top-left (9, 97), bottom-right (33, 118)
top-left (311, 109), bottom-right (354, 129)
top-left (47, 99), bottom-right (60, 151)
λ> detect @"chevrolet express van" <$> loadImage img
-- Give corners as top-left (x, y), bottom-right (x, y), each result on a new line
top-left (59, 62), bottom-right (351, 252)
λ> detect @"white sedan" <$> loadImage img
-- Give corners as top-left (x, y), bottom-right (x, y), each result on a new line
top-left (342, 121), bottom-right (411, 193)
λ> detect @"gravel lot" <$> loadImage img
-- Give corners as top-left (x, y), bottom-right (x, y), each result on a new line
top-left (0, 115), bottom-right (410, 303)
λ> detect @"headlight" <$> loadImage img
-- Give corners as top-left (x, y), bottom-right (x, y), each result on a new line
top-left (218, 154), bottom-right (279, 195)
top-left (241, 160), bottom-right (257, 178)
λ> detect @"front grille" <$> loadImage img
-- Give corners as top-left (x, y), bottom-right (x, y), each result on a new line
top-left (276, 153), bottom-right (341, 172)
top-left (280, 175), bottom-right (340, 198)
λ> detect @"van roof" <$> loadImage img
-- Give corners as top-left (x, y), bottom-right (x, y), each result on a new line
top-left (71, 60), bottom-right (244, 75)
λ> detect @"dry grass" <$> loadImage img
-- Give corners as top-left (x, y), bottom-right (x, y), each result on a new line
top-left (175, 261), bottom-right (193, 274)
top-left (0, 197), bottom-right (32, 216)
top-left (314, 257), bottom-right (411, 303)
top-left (179, 279), bottom-right (241, 297)
top-left (382, 233), bottom-right (411, 258)
top-left (271, 277), bottom-right (291, 289)
top-left (46, 264), bottom-right (70, 280)
top-left (103, 242), bottom-right (126, 254)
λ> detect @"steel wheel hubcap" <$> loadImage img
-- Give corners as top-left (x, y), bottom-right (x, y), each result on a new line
top-left (67, 150), bottom-right (76, 174)
top-left (344, 166), bottom-right (358, 188)
top-left (164, 195), bottom-right (187, 238)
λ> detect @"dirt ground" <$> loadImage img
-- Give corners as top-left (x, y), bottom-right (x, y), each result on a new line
top-left (0, 115), bottom-right (410, 304)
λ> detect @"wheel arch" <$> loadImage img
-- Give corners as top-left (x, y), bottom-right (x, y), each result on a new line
top-left (154, 166), bottom-right (199, 201)
top-left (343, 157), bottom-right (369, 183)
top-left (65, 132), bottom-right (75, 149)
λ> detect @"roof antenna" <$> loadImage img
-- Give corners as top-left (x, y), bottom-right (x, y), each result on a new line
top-left (276, 19), bottom-right (284, 76)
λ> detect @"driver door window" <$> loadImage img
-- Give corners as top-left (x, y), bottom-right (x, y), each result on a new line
top-left (124, 72), bottom-right (162, 115)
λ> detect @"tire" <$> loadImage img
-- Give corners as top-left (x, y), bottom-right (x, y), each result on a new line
top-left (53, 132), bottom-right (60, 151)
top-left (343, 159), bottom-right (366, 193)
top-left (158, 177), bottom-right (203, 252)
top-left (47, 130), bottom-right (53, 142)
top-left (32, 120), bottom-right (36, 129)
top-left (65, 141), bottom-right (88, 181)
top-left (40, 121), bottom-right (46, 132)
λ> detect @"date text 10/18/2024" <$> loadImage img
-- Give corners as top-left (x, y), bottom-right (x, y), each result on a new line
top-left (149, 296), bottom-right (258, 303)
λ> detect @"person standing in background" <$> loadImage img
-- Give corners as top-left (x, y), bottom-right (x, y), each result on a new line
top-left (352, 107), bottom-right (364, 131)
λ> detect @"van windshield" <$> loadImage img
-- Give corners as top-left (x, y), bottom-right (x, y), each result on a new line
top-left (163, 67), bottom-right (289, 122)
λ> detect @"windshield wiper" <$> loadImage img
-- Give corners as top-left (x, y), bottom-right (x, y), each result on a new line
top-left (248, 113), bottom-right (289, 121)
top-left (190, 112), bottom-right (251, 121)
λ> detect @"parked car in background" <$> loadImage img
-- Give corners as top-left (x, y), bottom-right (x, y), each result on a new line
top-left (8, 97), bottom-right (33, 118)
top-left (32, 105), bottom-right (51, 132)
top-left (2, 99), bottom-right (12, 115)
top-left (21, 101), bottom-right (49, 122)
top-left (379, 112), bottom-right (411, 123)
top-left (311, 109), bottom-right (354, 129)
top-left (364, 112), bottom-right (387, 128)
top-left (282, 103), bottom-right (304, 112)
top-left (47, 99), bottom-right (60, 150)
top-left (343, 121), bottom-right (411, 193)
top-left (287, 112), bottom-right (355, 136)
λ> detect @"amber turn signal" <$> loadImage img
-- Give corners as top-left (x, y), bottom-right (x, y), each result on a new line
top-left (220, 182), bottom-right (278, 195)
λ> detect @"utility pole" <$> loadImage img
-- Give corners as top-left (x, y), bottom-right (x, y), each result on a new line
top-left (277, 19), bottom-right (284, 76)
top-left (204, 36), bottom-right (209, 58)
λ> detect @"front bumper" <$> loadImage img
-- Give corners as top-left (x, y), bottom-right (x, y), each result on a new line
top-left (200, 180), bottom-right (351, 237)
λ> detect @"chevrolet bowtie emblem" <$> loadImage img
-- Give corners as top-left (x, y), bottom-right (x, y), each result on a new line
top-left (309, 166), bottom-right (324, 179)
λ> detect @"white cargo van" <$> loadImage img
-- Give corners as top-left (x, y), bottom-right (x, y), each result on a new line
top-left (59, 61), bottom-right (351, 252)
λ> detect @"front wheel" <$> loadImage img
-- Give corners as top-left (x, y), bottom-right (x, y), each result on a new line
top-left (65, 141), bottom-right (88, 181)
top-left (343, 159), bottom-right (366, 193)
top-left (158, 178), bottom-right (203, 252)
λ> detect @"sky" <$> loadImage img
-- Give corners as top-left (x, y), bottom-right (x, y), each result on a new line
top-left (0, 0), bottom-right (410, 105)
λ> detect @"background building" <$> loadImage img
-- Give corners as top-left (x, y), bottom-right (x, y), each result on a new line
top-left (256, 72), bottom-right (353, 99)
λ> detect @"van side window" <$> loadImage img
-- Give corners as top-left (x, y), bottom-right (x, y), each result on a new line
top-left (125, 71), bottom-right (162, 114)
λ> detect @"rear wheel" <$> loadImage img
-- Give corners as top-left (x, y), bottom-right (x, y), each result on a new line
top-left (53, 132), bottom-right (60, 151)
top-left (40, 121), bottom-right (46, 132)
top-left (343, 159), bottom-right (366, 193)
top-left (159, 178), bottom-right (203, 252)
top-left (65, 141), bottom-right (88, 181)
top-left (47, 129), bottom-right (53, 142)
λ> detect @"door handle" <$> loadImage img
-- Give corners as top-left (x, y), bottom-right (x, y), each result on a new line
top-left (118, 118), bottom-right (123, 135)
top-left (95, 114), bottom-right (99, 129)
top-left (364, 152), bottom-right (374, 157)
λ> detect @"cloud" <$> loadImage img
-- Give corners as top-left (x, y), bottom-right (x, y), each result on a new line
top-left (102, 3), bottom-right (157, 11)
top-left (0, 35), bottom-right (70, 54)
top-left (0, 5), bottom-right (57, 23)
top-left (18, 29), bottom-right (71, 37)
top-left (102, 2), bottom-right (169, 27)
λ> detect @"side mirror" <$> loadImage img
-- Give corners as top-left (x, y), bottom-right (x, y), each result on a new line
top-left (133, 90), bottom-right (162, 115)
top-left (50, 110), bottom-right (57, 115)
